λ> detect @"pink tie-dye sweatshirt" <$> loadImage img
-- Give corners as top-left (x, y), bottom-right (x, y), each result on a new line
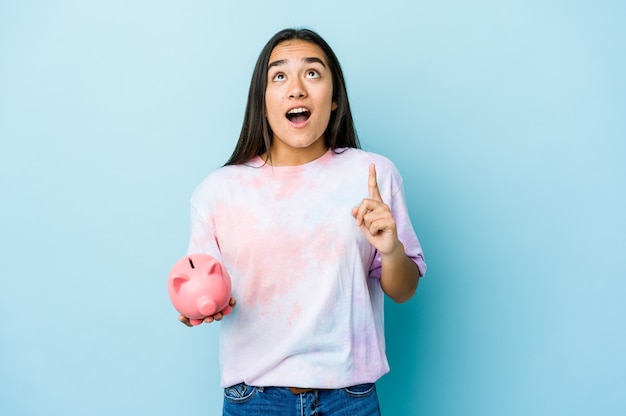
top-left (187, 147), bottom-right (426, 388)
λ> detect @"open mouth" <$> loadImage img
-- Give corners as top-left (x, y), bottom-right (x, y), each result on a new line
top-left (286, 107), bottom-right (311, 124)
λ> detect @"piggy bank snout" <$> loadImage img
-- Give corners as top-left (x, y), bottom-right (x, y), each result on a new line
top-left (197, 296), bottom-right (218, 317)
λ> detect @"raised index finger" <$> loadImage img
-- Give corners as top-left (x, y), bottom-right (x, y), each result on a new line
top-left (368, 163), bottom-right (383, 201)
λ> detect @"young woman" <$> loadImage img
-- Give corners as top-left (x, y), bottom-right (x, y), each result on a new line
top-left (180, 28), bottom-right (426, 416)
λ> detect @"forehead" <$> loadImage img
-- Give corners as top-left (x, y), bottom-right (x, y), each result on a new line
top-left (268, 40), bottom-right (329, 66)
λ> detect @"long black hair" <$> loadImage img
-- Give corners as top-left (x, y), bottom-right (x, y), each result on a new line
top-left (224, 28), bottom-right (360, 166)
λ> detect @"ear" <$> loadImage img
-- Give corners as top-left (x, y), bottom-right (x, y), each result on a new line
top-left (331, 101), bottom-right (338, 111)
top-left (171, 275), bottom-right (189, 293)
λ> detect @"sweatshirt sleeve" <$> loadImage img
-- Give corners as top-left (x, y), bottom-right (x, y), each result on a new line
top-left (186, 184), bottom-right (223, 262)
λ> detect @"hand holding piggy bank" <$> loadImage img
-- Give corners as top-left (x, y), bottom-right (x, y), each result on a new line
top-left (168, 254), bottom-right (233, 326)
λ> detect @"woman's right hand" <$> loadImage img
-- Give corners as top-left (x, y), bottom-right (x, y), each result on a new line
top-left (178, 297), bottom-right (237, 327)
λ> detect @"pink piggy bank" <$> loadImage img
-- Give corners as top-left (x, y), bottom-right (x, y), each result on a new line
top-left (168, 254), bottom-right (232, 326)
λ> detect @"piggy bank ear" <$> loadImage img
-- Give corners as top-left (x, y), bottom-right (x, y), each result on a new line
top-left (207, 261), bottom-right (222, 277)
top-left (171, 275), bottom-right (189, 293)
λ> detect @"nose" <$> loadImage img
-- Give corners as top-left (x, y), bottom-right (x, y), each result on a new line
top-left (287, 77), bottom-right (307, 99)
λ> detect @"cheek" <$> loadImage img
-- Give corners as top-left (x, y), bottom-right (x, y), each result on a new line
top-left (265, 91), bottom-right (283, 117)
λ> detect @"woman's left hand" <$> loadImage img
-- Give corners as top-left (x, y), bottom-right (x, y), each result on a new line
top-left (352, 163), bottom-right (402, 256)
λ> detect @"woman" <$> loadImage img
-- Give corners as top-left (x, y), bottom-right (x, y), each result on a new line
top-left (180, 28), bottom-right (426, 415)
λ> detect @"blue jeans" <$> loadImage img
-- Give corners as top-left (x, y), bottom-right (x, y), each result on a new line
top-left (223, 383), bottom-right (381, 416)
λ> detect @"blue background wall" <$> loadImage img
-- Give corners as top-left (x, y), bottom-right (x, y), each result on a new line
top-left (1, 1), bottom-right (624, 415)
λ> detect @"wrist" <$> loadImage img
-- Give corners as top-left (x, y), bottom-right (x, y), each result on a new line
top-left (380, 240), bottom-right (405, 261)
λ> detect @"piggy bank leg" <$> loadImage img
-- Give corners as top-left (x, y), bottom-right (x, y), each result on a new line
top-left (189, 318), bottom-right (203, 326)
top-left (221, 305), bottom-right (233, 316)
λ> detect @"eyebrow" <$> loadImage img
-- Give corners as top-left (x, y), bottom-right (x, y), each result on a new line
top-left (268, 57), bottom-right (327, 70)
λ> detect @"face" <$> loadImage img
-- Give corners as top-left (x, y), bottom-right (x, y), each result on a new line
top-left (265, 40), bottom-right (337, 165)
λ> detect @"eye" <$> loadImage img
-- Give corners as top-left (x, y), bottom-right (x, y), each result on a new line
top-left (272, 73), bottom-right (286, 81)
top-left (306, 70), bottom-right (320, 79)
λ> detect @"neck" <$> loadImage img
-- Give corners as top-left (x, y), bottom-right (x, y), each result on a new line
top-left (264, 141), bottom-right (329, 167)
